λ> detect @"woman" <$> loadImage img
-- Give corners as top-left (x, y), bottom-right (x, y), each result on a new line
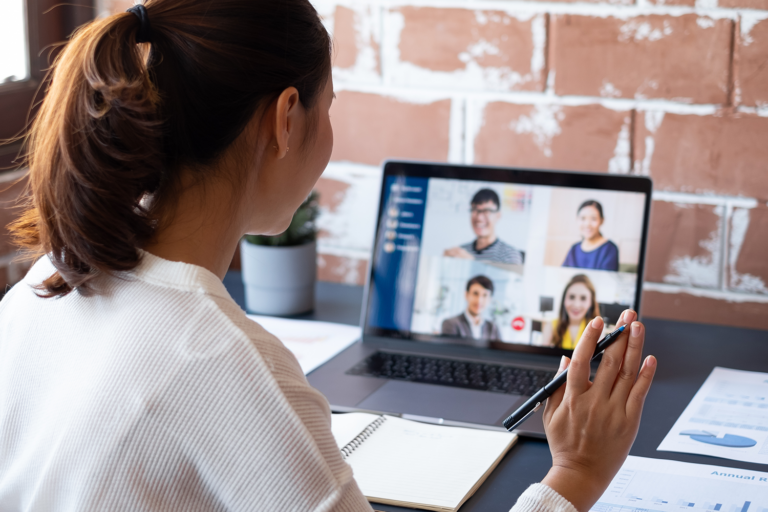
top-left (542, 275), bottom-right (601, 350)
top-left (0, 1), bottom-right (656, 510)
top-left (563, 200), bottom-right (620, 271)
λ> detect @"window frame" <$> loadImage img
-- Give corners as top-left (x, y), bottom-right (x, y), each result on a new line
top-left (0, 0), bottom-right (95, 169)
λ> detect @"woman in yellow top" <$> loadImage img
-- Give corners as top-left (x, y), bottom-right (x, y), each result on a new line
top-left (542, 274), bottom-right (601, 349)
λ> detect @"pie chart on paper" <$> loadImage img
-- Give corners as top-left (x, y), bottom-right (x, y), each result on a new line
top-left (680, 430), bottom-right (757, 448)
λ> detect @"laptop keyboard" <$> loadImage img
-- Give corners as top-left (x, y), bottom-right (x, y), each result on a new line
top-left (346, 352), bottom-right (556, 396)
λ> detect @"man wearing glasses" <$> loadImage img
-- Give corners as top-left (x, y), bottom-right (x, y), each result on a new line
top-left (443, 188), bottom-right (525, 265)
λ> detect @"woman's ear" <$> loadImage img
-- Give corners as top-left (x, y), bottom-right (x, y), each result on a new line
top-left (272, 87), bottom-right (301, 159)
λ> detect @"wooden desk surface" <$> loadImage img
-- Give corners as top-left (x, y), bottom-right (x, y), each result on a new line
top-left (224, 272), bottom-right (768, 512)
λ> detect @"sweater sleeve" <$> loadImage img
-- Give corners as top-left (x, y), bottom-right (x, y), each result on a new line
top-left (510, 484), bottom-right (580, 512)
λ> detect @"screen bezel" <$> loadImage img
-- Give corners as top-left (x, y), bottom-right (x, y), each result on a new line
top-left (361, 160), bottom-right (653, 358)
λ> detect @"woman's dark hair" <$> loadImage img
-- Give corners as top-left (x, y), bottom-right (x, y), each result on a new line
top-left (10, 0), bottom-right (332, 297)
top-left (577, 200), bottom-right (604, 219)
top-left (471, 189), bottom-right (500, 209)
top-left (466, 275), bottom-right (494, 295)
top-left (552, 274), bottom-right (600, 349)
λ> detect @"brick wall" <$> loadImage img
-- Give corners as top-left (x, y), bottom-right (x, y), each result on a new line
top-left (2, 0), bottom-right (763, 330)
top-left (309, 0), bottom-right (768, 330)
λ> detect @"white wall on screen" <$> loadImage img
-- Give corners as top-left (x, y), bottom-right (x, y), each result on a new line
top-left (521, 186), bottom-right (553, 318)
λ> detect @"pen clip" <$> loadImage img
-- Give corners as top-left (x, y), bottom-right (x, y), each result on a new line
top-left (507, 402), bottom-right (542, 432)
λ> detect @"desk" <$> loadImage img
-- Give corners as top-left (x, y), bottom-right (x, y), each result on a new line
top-left (224, 271), bottom-right (768, 512)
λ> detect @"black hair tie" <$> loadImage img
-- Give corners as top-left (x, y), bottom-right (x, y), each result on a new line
top-left (127, 5), bottom-right (152, 44)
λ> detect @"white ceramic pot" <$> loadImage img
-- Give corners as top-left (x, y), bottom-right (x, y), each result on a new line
top-left (240, 239), bottom-right (316, 315)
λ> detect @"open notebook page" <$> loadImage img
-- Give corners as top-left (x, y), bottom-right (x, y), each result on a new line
top-left (330, 412), bottom-right (382, 449)
top-left (332, 414), bottom-right (517, 512)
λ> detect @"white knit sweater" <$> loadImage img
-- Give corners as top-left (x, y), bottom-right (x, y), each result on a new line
top-left (0, 253), bottom-right (577, 512)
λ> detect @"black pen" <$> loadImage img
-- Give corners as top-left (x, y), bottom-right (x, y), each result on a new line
top-left (502, 324), bottom-right (628, 432)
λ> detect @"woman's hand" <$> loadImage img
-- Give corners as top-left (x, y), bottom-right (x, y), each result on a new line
top-left (541, 311), bottom-right (656, 512)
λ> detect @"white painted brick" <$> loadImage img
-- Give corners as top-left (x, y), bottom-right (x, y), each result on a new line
top-left (317, 162), bottom-right (382, 258)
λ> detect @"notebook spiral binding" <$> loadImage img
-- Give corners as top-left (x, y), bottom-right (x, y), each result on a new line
top-left (340, 416), bottom-right (388, 460)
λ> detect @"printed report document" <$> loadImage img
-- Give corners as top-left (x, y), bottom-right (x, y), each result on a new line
top-left (658, 367), bottom-right (768, 465)
top-left (247, 315), bottom-right (360, 374)
top-left (590, 455), bottom-right (768, 512)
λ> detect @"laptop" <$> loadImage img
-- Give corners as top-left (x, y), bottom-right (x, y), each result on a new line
top-left (308, 161), bottom-right (652, 437)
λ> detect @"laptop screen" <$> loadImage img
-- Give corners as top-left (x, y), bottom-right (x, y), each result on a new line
top-left (363, 162), bottom-right (652, 356)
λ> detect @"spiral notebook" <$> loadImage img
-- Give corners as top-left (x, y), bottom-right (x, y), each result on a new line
top-left (331, 412), bottom-right (517, 512)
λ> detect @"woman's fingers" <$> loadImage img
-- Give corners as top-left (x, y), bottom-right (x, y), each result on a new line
top-left (592, 310), bottom-right (636, 396)
top-left (626, 353), bottom-right (657, 421)
top-left (566, 316), bottom-right (603, 396)
top-left (610, 321), bottom-right (646, 403)
top-left (618, 309), bottom-right (636, 329)
top-left (544, 356), bottom-right (570, 425)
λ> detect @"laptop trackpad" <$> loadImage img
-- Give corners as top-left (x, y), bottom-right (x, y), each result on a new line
top-left (356, 380), bottom-right (525, 427)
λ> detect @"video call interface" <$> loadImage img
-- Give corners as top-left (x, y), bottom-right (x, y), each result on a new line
top-left (366, 175), bottom-right (648, 352)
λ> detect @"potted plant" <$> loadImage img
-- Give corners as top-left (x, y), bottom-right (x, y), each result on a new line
top-left (240, 191), bottom-right (320, 315)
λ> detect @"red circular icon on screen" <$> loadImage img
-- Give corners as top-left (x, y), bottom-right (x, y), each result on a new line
top-left (511, 317), bottom-right (526, 331)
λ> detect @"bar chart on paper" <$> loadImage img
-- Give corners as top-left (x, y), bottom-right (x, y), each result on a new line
top-left (590, 456), bottom-right (768, 512)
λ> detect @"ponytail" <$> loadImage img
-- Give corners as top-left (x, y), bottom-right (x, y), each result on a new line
top-left (12, 12), bottom-right (163, 296)
top-left (10, 0), bottom-right (332, 297)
